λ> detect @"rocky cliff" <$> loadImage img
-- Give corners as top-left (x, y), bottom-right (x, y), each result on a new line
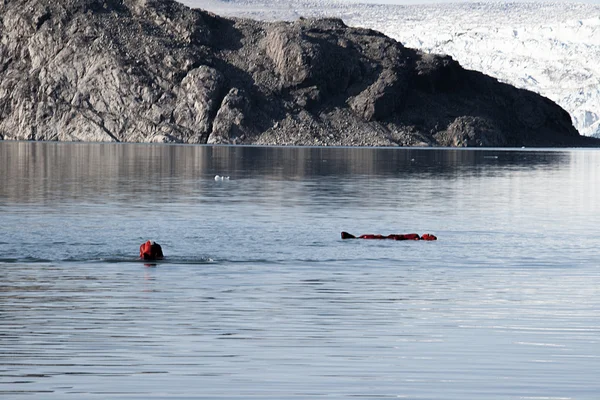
top-left (0, 0), bottom-right (597, 147)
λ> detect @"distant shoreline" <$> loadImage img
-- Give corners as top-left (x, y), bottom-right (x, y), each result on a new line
top-left (0, 0), bottom-right (596, 147)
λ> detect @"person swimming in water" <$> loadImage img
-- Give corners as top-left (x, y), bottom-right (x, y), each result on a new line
top-left (139, 240), bottom-right (164, 260)
top-left (341, 232), bottom-right (437, 241)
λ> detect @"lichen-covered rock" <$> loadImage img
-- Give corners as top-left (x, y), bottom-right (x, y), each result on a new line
top-left (264, 24), bottom-right (314, 88)
top-left (263, 18), bottom-right (360, 95)
top-left (208, 88), bottom-right (251, 144)
top-left (348, 68), bottom-right (406, 121)
top-left (174, 66), bottom-right (225, 143)
top-left (0, 0), bottom-right (595, 147)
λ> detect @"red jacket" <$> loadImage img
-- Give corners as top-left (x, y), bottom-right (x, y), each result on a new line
top-left (139, 240), bottom-right (164, 260)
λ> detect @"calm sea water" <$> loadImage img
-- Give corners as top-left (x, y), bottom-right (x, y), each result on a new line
top-left (1, 142), bottom-right (599, 399)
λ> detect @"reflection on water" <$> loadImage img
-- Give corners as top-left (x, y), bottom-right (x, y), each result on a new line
top-left (1, 142), bottom-right (599, 399)
top-left (0, 141), bottom-right (577, 204)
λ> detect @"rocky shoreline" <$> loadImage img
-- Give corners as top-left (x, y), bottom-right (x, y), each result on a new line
top-left (0, 0), bottom-right (598, 147)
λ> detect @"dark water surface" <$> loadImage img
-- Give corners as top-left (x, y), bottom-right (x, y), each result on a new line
top-left (1, 142), bottom-right (599, 399)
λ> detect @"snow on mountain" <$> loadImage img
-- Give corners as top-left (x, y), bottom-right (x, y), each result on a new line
top-left (185, 0), bottom-right (600, 138)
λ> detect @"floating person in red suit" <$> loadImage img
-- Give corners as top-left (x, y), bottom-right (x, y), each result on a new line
top-left (341, 232), bottom-right (437, 241)
top-left (139, 240), bottom-right (164, 260)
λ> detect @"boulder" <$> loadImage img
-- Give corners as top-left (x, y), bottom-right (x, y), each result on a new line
top-left (208, 88), bottom-right (251, 144)
top-left (348, 68), bottom-right (406, 121)
top-left (174, 66), bottom-right (225, 143)
top-left (435, 116), bottom-right (506, 147)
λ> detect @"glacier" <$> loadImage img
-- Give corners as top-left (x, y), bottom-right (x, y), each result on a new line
top-left (185, 0), bottom-right (600, 138)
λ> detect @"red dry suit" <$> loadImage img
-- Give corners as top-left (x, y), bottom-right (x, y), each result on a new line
top-left (341, 232), bottom-right (437, 241)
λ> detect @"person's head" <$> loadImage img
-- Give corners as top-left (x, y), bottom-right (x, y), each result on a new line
top-left (140, 240), bottom-right (164, 260)
top-left (421, 234), bottom-right (437, 241)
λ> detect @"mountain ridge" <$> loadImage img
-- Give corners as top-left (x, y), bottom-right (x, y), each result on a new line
top-left (0, 0), bottom-right (597, 147)
top-left (195, 0), bottom-right (600, 139)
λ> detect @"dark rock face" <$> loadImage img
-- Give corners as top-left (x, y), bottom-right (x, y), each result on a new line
top-left (435, 116), bottom-right (506, 147)
top-left (0, 0), bottom-right (597, 147)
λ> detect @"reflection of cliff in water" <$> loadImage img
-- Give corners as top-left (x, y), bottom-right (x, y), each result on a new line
top-left (0, 142), bottom-right (573, 204)
top-left (233, 146), bottom-right (571, 179)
